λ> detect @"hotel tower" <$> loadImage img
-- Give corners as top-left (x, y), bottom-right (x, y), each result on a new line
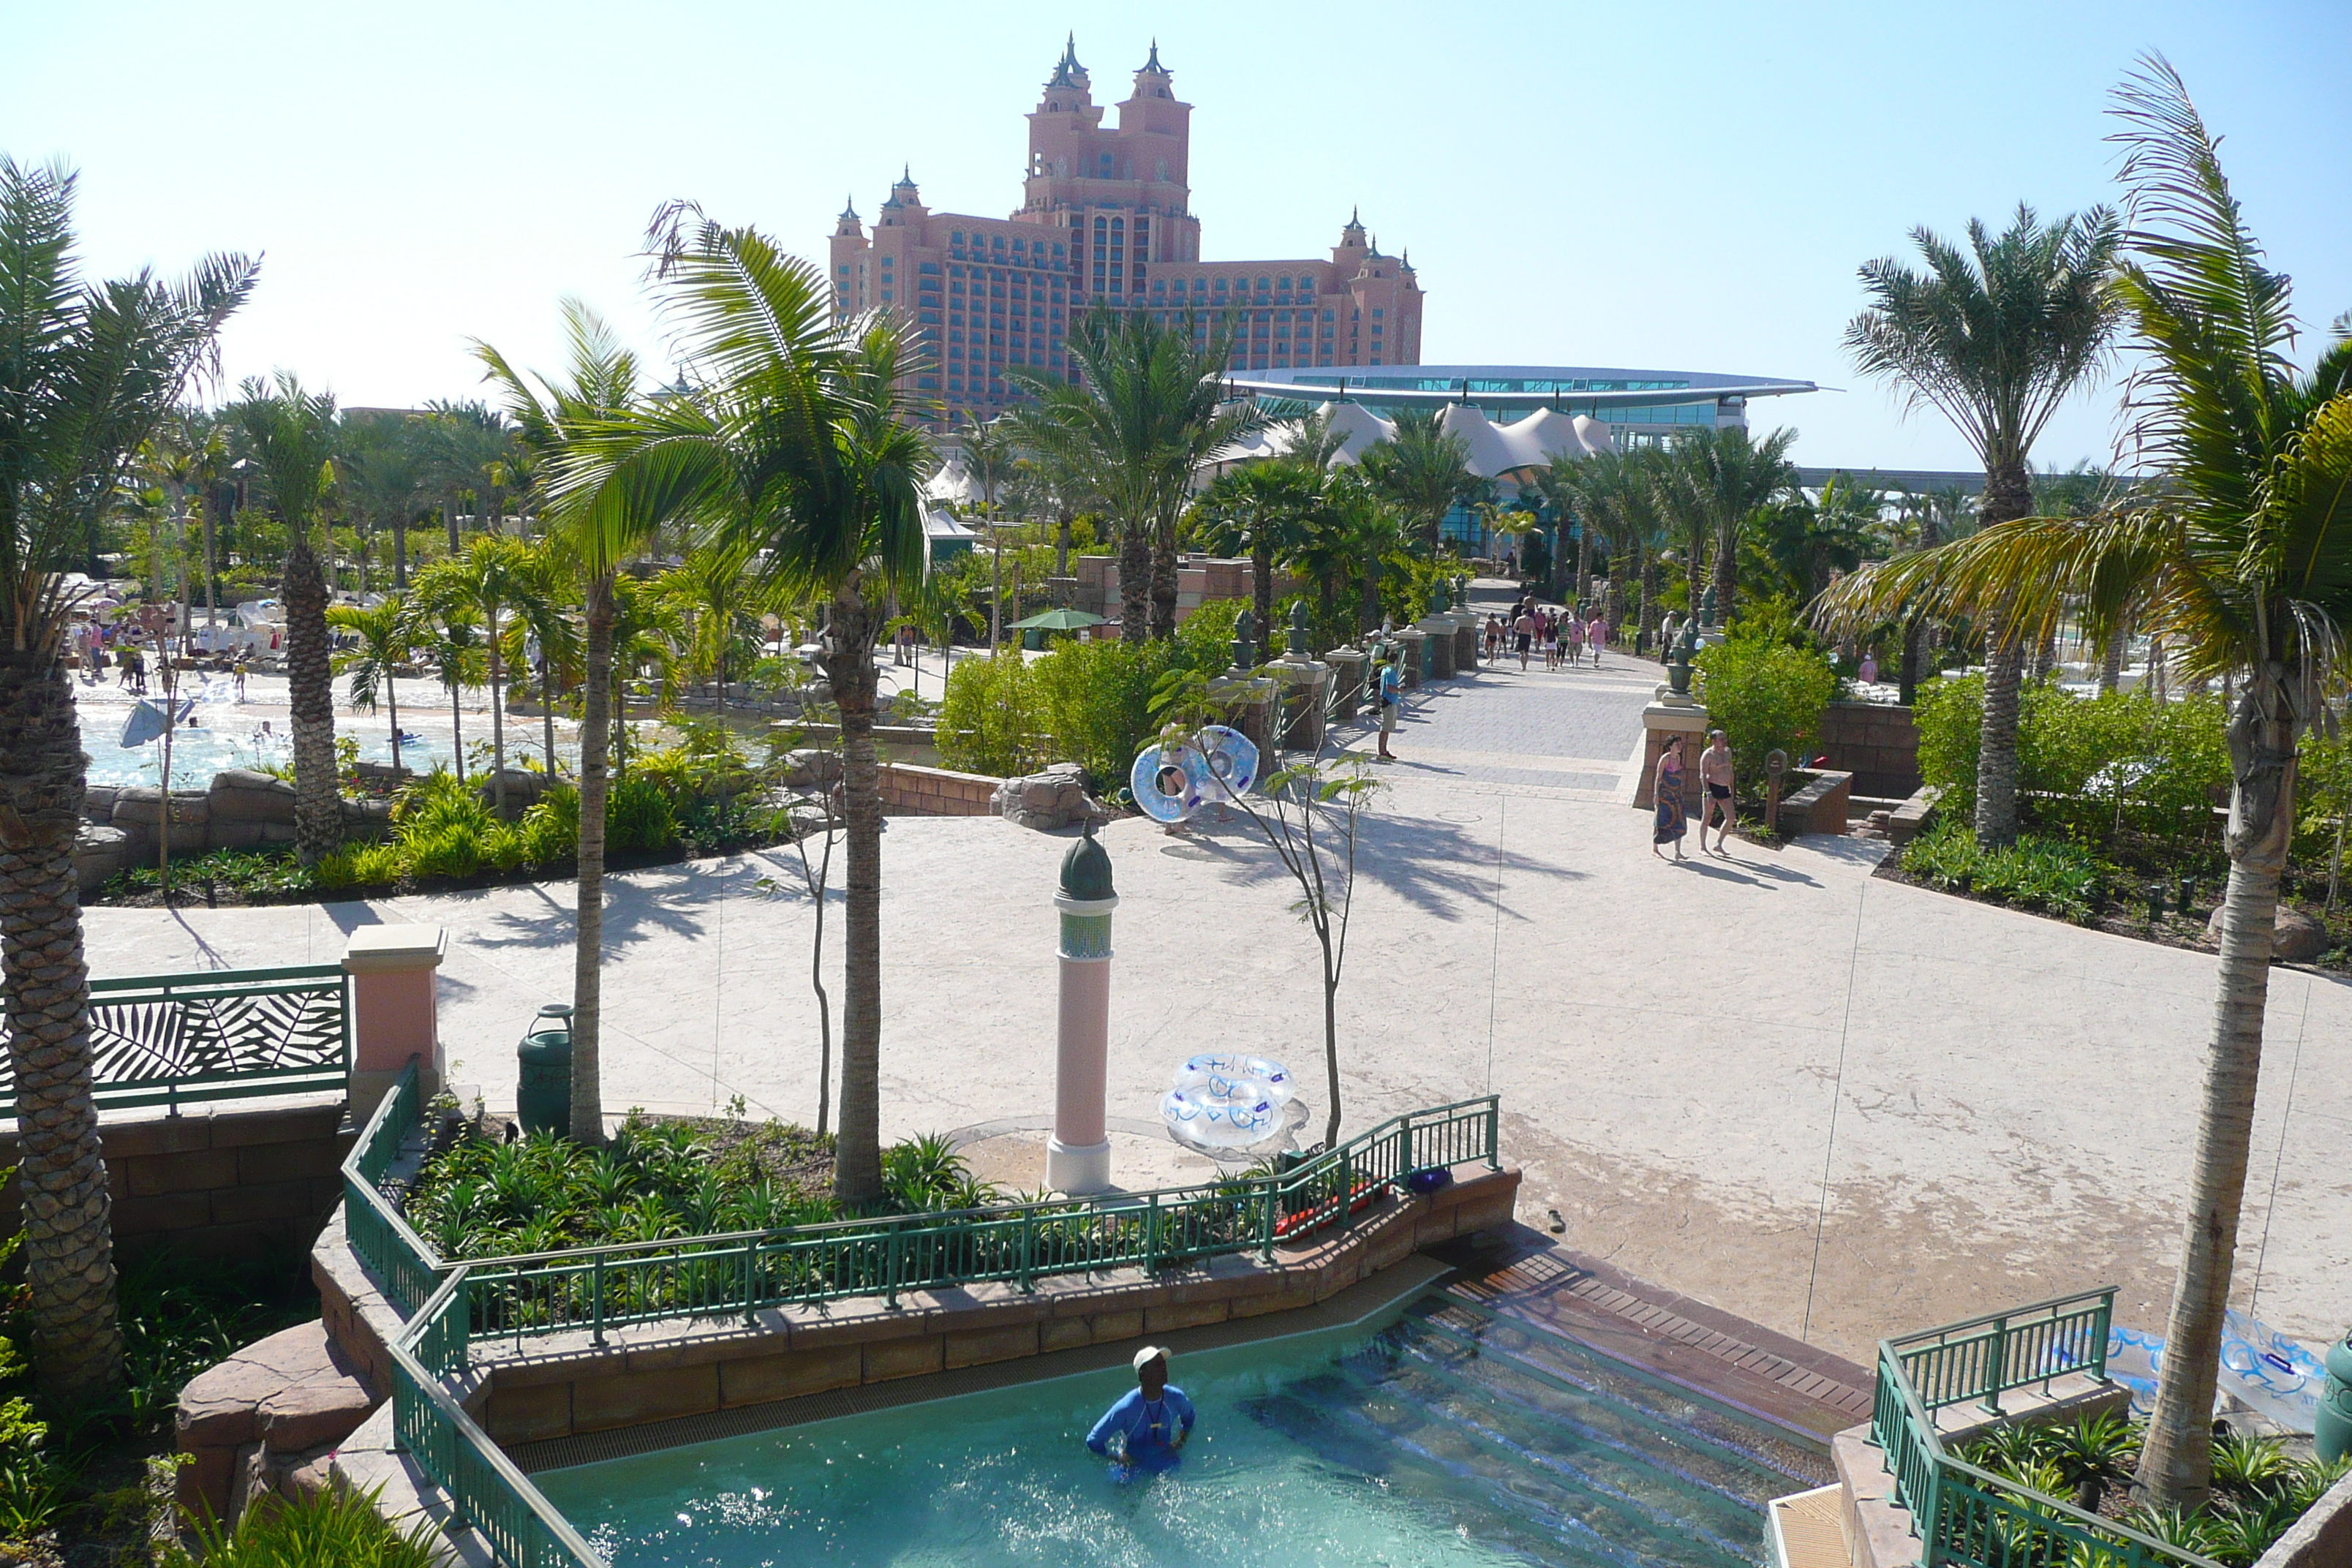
top-left (829, 36), bottom-right (1425, 427)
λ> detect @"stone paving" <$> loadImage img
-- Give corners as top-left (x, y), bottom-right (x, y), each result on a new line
top-left (80, 640), bottom-right (2352, 1369)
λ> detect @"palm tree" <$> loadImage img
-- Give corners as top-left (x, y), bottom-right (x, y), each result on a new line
top-left (478, 301), bottom-right (647, 1144)
top-left (1194, 459), bottom-right (1321, 639)
top-left (230, 374), bottom-right (344, 864)
top-left (1845, 202), bottom-right (2123, 846)
top-left (1360, 407), bottom-right (1481, 555)
top-left (1558, 448), bottom-right (1672, 644)
top-left (327, 597), bottom-right (414, 775)
top-left (606, 573), bottom-right (682, 777)
top-left (553, 213), bottom-right (934, 1201)
top-left (410, 602), bottom-right (485, 779)
top-left (1749, 472), bottom-right (1880, 606)
top-left (414, 535), bottom-right (544, 816)
top-left (959, 415), bottom-right (1024, 649)
top-left (1817, 58), bottom-right (2352, 1507)
top-left (1660, 425), bottom-right (1799, 623)
top-left (1007, 307), bottom-right (1254, 642)
top-left (339, 411), bottom-right (427, 591)
top-left (1324, 469), bottom-right (1408, 635)
top-left (659, 539), bottom-right (760, 715)
top-left (509, 540), bottom-right (578, 775)
top-left (0, 157), bottom-right (255, 1403)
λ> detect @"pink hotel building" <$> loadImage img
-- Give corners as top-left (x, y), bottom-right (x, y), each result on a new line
top-left (829, 37), bottom-right (1425, 426)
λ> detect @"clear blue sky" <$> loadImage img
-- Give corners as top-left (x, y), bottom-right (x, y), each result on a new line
top-left (7, 0), bottom-right (2345, 472)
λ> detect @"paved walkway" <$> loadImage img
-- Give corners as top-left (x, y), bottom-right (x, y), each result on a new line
top-left (80, 649), bottom-right (2352, 1371)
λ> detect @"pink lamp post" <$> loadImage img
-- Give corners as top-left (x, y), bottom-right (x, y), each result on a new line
top-left (1047, 822), bottom-right (1117, 1196)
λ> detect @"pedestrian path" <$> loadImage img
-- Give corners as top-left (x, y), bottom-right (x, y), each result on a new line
top-left (1343, 655), bottom-right (1659, 799)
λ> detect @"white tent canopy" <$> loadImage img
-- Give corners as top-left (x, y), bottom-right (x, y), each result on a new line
top-left (1211, 399), bottom-right (1613, 479)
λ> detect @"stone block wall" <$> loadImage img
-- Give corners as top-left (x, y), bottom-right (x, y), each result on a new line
top-left (0, 1099), bottom-right (353, 1263)
top-left (876, 761), bottom-right (1000, 817)
top-left (1776, 769), bottom-right (1853, 837)
top-left (77, 769), bottom-right (393, 892)
top-left (1818, 701), bottom-right (1920, 798)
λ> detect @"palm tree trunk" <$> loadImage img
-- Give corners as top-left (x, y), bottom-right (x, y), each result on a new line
top-left (569, 575), bottom-right (614, 1145)
top-left (542, 659), bottom-right (558, 777)
top-left (0, 647), bottom-right (124, 1403)
top-left (1360, 555), bottom-right (1382, 636)
top-left (1252, 538), bottom-right (1273, 649)
top-left (388, 673), bottom-right (401, 778)
top-left (1712, 514), bottom-right (1738, 626)
top-left (486, 607), bottom-right (507, 817)
top-left (1975, 608), bottom-right (2026, 848)
top-left (203, 491), bottom-right (219, 628)
top-left (282, 535), bottom-right (340, 865)
top-left (1575, 521), bottom-right (1591, 613)
top-left (1117, 521), bottom-right (1150, 644)
top-left (1149, 520), bottom-right (1180, 641)
top-left (392, 513), bottom-right (407, 592)
top-left (822, 578), bottom-right (885, 1207)
top-left (2135, 698), bottom-right (2297, 1509)
top-left (2100, 616), bottom-right (2127, 696)
top-left (1055, 511), bottom-right (1071, 579)
top-left (1900, 617), bottom-right (1923, 706)
top-left (1638, 552), bottom-right (1659, 651)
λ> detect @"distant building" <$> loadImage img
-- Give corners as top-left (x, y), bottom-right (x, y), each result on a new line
top-left (829, 36), bottom-right (1425, 429)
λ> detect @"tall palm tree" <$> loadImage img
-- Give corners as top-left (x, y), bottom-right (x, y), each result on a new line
top-left (508, 540), bottom-right (578, 775)
top-left (1559, 448), bottom-right (1671, 644)
top-left (0, 157), bottom-right (255, 1403)
top-left (554, 213), bottom-right (932, 1201)
top-left (959, 415), bottom-right (1023, 650)
top-left (1360, 407), bottom-right (1481, 555)
top-left (606, 573), bottom-right (682, 777)
top-left (1325, 468), bottom-right (1408, 635)
top-left (1845, 202), bottom-right (2122, 846)
top-left (1817, 58), bottom-right (2352, 1507)
top-left (478, 301), bottom-right (647, 1143)
top-left (658, 539), bottom-right (759, 715)
top-left (339, 411), bottom-right (426, 591)
top-left (327, 596), bottom-right (413, 774)
top-left (409, 600), bottom-right (485, 780)
top-left (229, 374), bottom-right (343, 864)
top-left (1007, 307), bottom-right (1253, 642)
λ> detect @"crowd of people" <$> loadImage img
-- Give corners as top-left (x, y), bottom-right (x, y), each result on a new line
top-left (1483, 598), bottom-right (1610, 674)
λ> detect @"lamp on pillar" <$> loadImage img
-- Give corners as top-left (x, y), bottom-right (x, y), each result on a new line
top-left (1047, 821), bottom-right (1118, 1195)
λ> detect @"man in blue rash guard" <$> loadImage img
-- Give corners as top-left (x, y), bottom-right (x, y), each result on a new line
top-left (1086, 1346), bottom-right (1194, 1464)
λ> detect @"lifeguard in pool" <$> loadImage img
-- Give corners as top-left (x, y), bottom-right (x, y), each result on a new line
top-left (1086, 1346), bottom-right (1195, 1472)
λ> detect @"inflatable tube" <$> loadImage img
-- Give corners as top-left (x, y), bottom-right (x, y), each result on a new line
top-left (1126, 726), bottom-right (1261, 824)
top-left (1160, 1052), bottom-right (1308, 1161)
top-left (2104, 1311), bottom-right (2326, 1431)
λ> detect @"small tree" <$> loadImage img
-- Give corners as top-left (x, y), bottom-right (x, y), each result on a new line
top-left (1177, 685), bottom-right (1384, 1150)
top-left (755, 723), bottom-right (845, 1136)
top-left (1693, 613), bottom-right (1838, 787)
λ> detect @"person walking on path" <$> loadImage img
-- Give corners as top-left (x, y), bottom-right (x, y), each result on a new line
top-left (1564, 615), bottom-right (1585, 669)
top-left (1375, 648), bottom-right (1403, 761)
top-left (1652, 736), bottom-right (1689, 860)
top-left (1587, 611), bottom-right (1607, 667)
top-left (1513, 606), bottom-right (1535, 671)
top-left (1698, 729), bottom-right (1735, 855)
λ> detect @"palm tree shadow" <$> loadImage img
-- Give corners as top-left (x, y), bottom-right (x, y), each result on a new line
top-left (1167, 803), bottom-right (1583, 921)
top-left (470, 863), bottom-right (720, 951)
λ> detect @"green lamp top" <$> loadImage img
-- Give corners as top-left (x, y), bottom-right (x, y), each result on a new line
top-left (1060, 819), bottom-right (1115, 900)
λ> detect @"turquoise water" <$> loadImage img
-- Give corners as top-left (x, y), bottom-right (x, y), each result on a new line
top-left (535, 1297), bottom-right (1822, 1567)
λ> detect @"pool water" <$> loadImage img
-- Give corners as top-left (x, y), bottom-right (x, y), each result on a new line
top-left (536, 1295), bottom-right (1824, 1567)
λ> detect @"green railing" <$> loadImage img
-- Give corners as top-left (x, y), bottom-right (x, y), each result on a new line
top-left (0, 963), bottom-right (349, 1119)
top-left (390, 1270), bottom-right (603, 1568)
top-left (459, 1096), bottom-right (1499, 1346)
top-left (342, 1058), bottom-right (442, 1318)
top-left (1872, 1289), bottom-right (2222, 1568)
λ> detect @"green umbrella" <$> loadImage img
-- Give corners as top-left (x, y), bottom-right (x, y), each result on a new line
top-left (1007, 607), bottom-right (1107, 631)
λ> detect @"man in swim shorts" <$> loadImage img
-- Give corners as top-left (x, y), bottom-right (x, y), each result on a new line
top-left (1087, 1346), bottom-right (1194, 1465)
top-left (1699, 728), bottom-right (1735, 855)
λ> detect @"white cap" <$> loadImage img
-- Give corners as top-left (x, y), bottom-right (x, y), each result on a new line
top-left (1132, 1345), bottom-right (1170, 1373)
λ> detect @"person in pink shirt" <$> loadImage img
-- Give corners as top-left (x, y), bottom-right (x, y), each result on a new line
top-left (1586, 614), bottom-right (1607, 667)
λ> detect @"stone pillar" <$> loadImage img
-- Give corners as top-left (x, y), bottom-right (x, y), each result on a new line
top-left (1417, 616), bottom-right (1458, 679)
top-left (1207, 671), bottom-right (1278, 759)
top-left (1047, 823), bottom-right (1117, 1196)
top-left (1635, 701), bottom-right (1709, 811)
top-left (1395, 627), bottom-right (1429, 689)
top-left (1267, 656), bottom-right (1330, 751)
top-left (1453, 615), bottom-right (1480, 672)
top-left (1323, 647), bottom-right (1366, 720)
top-left (342, 924), bottom-right (447, 1127)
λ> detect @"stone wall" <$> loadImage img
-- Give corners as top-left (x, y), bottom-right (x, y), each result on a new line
top-left (877, 761), bottom-right (1000, 817)
top-left (1817, 701), bottom-right (1920, 799)
top-left (78, 769), bottom-right (393, 892)
top-left (0, 1099), bottom-right (353, 1263)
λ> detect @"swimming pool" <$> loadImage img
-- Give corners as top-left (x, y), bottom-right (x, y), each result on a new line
top-left (535, 1294), bottom-right (1825, 1567)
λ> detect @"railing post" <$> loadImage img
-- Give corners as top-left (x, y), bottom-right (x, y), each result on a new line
top-left (1020, 1210), bottom-right (1036, 1294)
top-left (592, 1252), bottom-right (606, 1346)
top-left (1485, 1096), bottom-right (1500, 1170)
top-left (2091, 1290), bottom-right (2114, 1382)
top-left (1338, 1145), bottom-right (1355, 1232)
top-left (1259, 1177), bottom-right (1276, 1262)
top-left (886, 1224), bottom-right (902, 1310)
top-left (1144, 1195), bottom-right (1159, 1273)
top-left (743, 1240), bottom-right (758, 1325)
top-left (1980, 1316), bottom-right (2008, 1417)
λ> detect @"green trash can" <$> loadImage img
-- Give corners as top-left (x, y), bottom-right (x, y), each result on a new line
top-left (516, 1003), bottom-right (575, 1137)
top-left (2320, 1331), bottom-right (2352, 1464)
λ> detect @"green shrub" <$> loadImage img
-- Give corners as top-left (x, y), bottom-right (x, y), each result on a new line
top-left (1175, 596), bottom-right (1249, 671)
top-left (938, 650), bottom-right (1047, 777)
top-left (606, 776), bottom-right (679, 853)
top-left (104, 848), bottom-right (314, 901)
top-left (312, 843), bottom-right (406, 892)
top-left (1900, 819), bottom-right (2111, 922)
top-left (518, 785), bottom-right (579, 864)
top-left (1694, 628), bottom-right (1837, 785)
top-left (1028, 637), bottom-right (1174, 788)
top-left (167, 1482), bottom-right (445, 1567)
top-left (1916, 676), bottom-right (2229, 842)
